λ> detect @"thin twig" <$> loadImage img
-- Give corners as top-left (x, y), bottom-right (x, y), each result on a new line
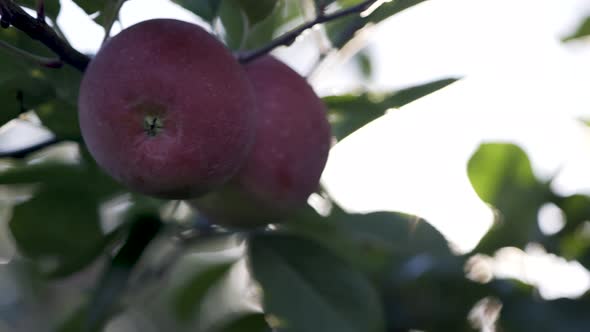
top-left (0, 39), bottom-right (62, 67)
top-left (0, 137), bottom-right (61, 159)
top-left (0, 0), bottom-right (90, 71)
top-left (237, 0), bottom-right (379, 63)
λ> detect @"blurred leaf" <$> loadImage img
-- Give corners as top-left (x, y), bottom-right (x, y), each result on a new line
top-left (87, 215), bottom-right (162, 331)
top-left (248, 233), bottom-right (385, 332)
top-left (15, 0), bottom-right (61, 19)
top-left (381, 259), bottom-right (484, 331)
top-left (172, 261), bottom-right (234, 322)
top-left (173, 0), bottom-right (222, 22)
top-left (324, 78), bottom-right (457, 140)
top-left (0, 158), bottom-right (125, 277)
top-left (499, 295), bottom-right (590, 332)
top-left (9, 184), bottom-right (108, 277)
top-left (329, 206), bottom-right (451, 259)
top-left (285, 208), bottom-right (393, 277)
top-left (72, 0), bottom-right (103, 14)
top-left (286, 205), bottom-right (456, 281)
top-left (468, 143), bottom-right (550, 253)
top-left (57, 304), bottom-right (103, 332)
top-left (355, 50), bottom-right (372, 79)
top-left (43, 65), bottom-right (82, 105)
top-left (35, 100), bottom-right (81, 140)
top-left (220, 0), bottom-right (289, 50)
top-left (549, 195), bottom-right (590, 264)
top-left (0, 162), bottom-right (85, 186)
top-left (235, 0), bottom-right (278, 26)
top-left (553, 194), bottom-right (590, 236)
top-left (213, 313), bottom-right (270, 332)
top-left (243, 0), bottom-right (301, 50)
top-left (0, 160), bottom-right (122, 200)
top-left (562, 16), bottom-right (590, 42)
top-left (0, 75), bottom-right (55, 126)
top-left (0, 28), bottom-right (82, 133)
top-left (219, 1), bottom-right (248, 50)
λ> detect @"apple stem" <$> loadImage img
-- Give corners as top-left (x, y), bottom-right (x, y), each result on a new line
top-left (0, 0), bottom-right (90, 71)
top-left (236, 0), bottom-right (380, 64)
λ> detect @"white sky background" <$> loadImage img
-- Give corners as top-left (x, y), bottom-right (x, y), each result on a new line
top-left (38, 0), bottom-right (590, 298)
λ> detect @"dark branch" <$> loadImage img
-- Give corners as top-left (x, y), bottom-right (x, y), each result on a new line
top-left (237, 0), bottom-right (379, 63)
top-left (0, 0), bottom-right (90, 71)
top-left (36, 0), bottom-right (44, 21)
top-left (0, 137), bottom-right (61, 159)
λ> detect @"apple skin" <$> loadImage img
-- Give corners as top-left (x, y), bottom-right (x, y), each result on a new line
top-left (78, 19), bottom-right (256, 199)
top-left (192, 55), bottom-right (332, 227)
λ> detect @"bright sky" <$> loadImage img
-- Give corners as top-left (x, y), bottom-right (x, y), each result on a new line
top-left (11, 0), bottom-right (590, 298)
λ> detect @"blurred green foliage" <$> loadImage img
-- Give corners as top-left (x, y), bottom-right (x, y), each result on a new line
top-left (1, 1), bottom-right (590, 332)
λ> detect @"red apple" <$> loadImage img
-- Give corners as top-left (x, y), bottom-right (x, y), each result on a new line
top-left (78, 19), bottom-right (256, 199)
top-left (192, 55), bottom-right (332, 227)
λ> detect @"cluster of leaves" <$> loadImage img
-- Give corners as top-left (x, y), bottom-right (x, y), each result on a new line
top-left (2, 1), bottom-right (590, 332)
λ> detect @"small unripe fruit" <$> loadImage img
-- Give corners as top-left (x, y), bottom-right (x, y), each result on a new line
top-left (192, 56), bottom-right (332, 227)
top-left (78, 19), bottom-right (256, 199)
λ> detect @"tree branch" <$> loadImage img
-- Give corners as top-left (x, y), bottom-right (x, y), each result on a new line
top-left (237, 0), bottom-right (379, 63)
top-left (36, 0), bottom-right (44, 21)
top-left (0, 0), bottom-right (90, 71)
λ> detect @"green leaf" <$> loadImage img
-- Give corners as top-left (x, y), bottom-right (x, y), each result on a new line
top-left (355, 50), bottom-right (372, 79)
top-left (554, 194), bottom-right (590, 237)
top-left (562, 16), bottom-right (590, 42)
top-left (9, 185), bottom-right (107, 277)
top-left (15, 0), bottom-right (61, 19)
top-left (0, 28), bottom-right (82, 131)
top-left (285, 208), bottom-right (393, 277)
top-left (35, 100), bottom-right (81, 140)
top-left (218, 0), bottom-right (248, 50)
top-left (0, 75), bottom-right (55, 127)
top-left (72, 0), bottom-right (103, 14)
top-left (173, 0), bottom-right (222, 22)
top-left (235, 0), bottom-right (277, 26)
top-left (243, 0), bottom-right (301, 50)
top-left (86, 215), bottom-right (162, 331)
top-left (286, 205), bottom-right (453, 279)
top-left (499, 295), bottom-right (590, 332)
top-left (0, 158), bottom-right (126, 277)
top-left (172, 261), bottom-right (234, 322)
top-left (214, 313), bottom-right (270, 332)
top-left (0, 161), bottom-right (122, 200)
top-left (324, 78), bottom-right (458, 140)
top-left (248, 233), bottom-right (385, 332)
top-left (467, 143), bottom-right (550, 253)
top-left (548, 194), bottom-right (590, 262)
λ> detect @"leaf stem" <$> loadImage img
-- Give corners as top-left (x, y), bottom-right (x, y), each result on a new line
top-left (237, 0), bottom-right (379, 63)
top-left (0, 38), bottom-right (62, 67)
